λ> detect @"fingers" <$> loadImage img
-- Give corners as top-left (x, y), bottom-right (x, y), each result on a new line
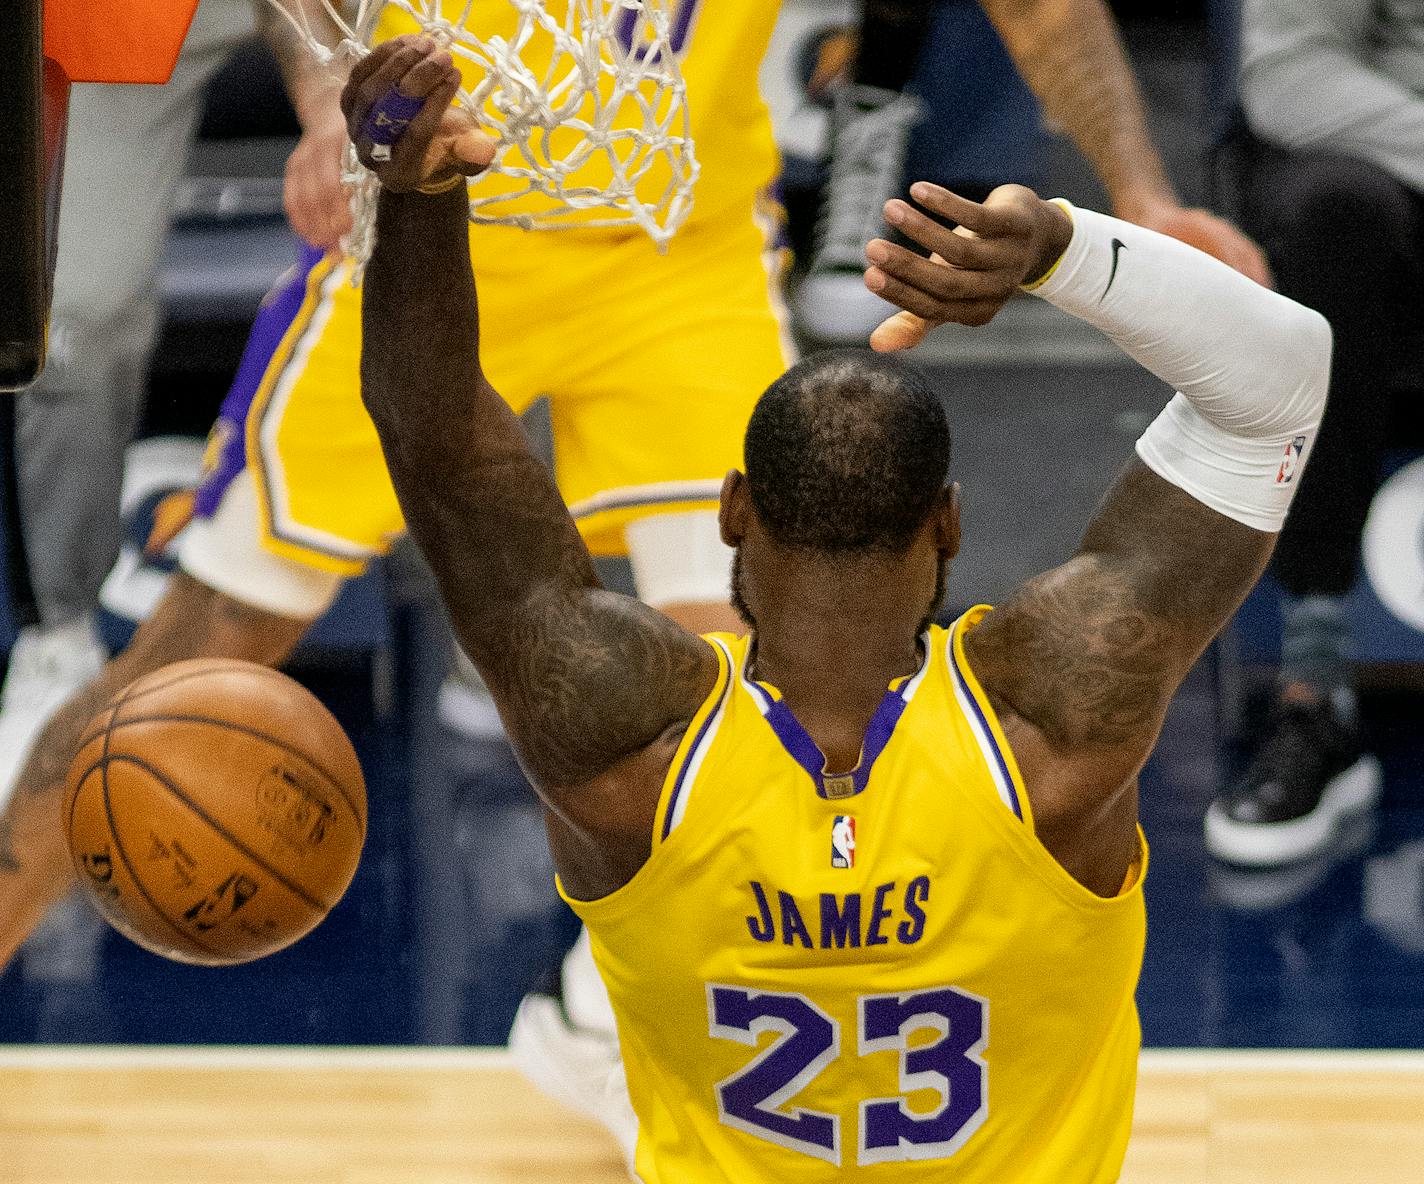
top-left (343, 39), bottom-right (393, 107)
top-left (1216, 233), bottom-right (1274, 289)
top-left (401, 70), bottom-right (463, 173)
top-left (289, 173), bottom-right (352, 251)
top-left (870, 311), bottom-right (933, 353)
top-left (1244, 247), bottom-right (1274, 290)
top-left (865, 239), bottom-right (1008, 302)
top-left (284, 125), bottom-right (353, 250)
top-left (343, 34), bottom-right (471, 189)
top-left (906, 182), bottom-right (1018, 237)
top-left (864, 260), bottom-right (999, 326)
top-left (883, 199), bottom-right (1000, 271)
top-left (449, 126), bottom-right (498, 174)
top-left (864, 236), bottom-right (1011, 329)
top-left (343, 37), bottom-right (428, 129)
top-left (394, 47), bottom-right (455, 101)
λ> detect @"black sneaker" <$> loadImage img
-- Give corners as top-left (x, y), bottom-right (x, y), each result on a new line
top-left (1205, 691), bottom-right (1382, 866)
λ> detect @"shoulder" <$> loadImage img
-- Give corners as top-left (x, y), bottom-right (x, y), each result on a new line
top-left (500, 588), bottom-right (722, 792)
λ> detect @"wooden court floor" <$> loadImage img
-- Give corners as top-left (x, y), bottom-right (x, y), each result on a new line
top-left (0, 1047), bottom-right (1419, 1182)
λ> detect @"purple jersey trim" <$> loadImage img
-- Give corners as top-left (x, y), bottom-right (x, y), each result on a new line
top-left (743, 659), bottom-right (917, 801)
top-left (194, 244), bottom-right (325, 519)
top-left (948, 639), bottom-right (1023, 820)
top-left (660, 638), bottom-right (732, 841)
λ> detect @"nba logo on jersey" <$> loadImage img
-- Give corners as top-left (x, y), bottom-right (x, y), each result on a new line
top-left (831, 816), bottom-right (856, 869)
top-left (1276, 435), bottom-right (1307, 484)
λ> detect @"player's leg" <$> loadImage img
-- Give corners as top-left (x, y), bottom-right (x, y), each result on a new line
top-left (0, 572), bottom-right (315, 968)
top-left (0, 0), bottom-right (257, 798)
top-left (0, 445), bottom-right (343, 972)
top-left (541, 200), bottom-right (795, 627)
top-left (0, 229), bottom-right (364, 969)
top-left (1205, 147), bottom-right (1411, 865)
top-left (794, 0), bottom-right (934, 343)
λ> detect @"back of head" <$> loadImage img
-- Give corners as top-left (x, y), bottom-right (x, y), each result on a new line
top-left (744, 349), bottom-right (951, 553)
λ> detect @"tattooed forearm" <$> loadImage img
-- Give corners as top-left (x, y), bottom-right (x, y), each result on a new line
top-left (980, 0), bottom-right (1177, 214)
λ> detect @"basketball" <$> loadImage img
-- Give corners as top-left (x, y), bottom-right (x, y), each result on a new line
top-left (62, 659), bottom-right (367, 967)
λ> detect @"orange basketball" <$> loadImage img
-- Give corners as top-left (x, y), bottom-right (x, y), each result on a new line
top-left (62, 659), bottom-right (367, 967)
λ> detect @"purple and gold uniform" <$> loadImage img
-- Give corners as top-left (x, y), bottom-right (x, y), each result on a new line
top-left (565, 609), bottom-right (1148, 1182)
top-left (195, 0), bottom-right (789, 576)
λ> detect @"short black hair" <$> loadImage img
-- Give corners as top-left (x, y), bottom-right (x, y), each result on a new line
top-left (743, 349), bottom-right (951, 552)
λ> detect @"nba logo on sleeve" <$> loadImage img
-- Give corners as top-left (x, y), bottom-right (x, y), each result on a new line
top-left (1276, 435), bottom-right (1307, 484)
top-left (831, 816), bottom-right (856, 869)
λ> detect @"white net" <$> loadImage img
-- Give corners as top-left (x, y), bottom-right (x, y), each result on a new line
top-left (265, 0), bottom-right (700, 266)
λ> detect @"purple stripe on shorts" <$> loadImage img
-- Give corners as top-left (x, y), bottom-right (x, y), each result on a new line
top-left (194, 244), bottom-right (325, 519)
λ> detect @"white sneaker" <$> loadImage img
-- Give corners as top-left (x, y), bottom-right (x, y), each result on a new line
top-left (508, 930), bottom-right (638, 1174)
top-left (795, 83), bottom-right (925, 344)
top-left (0, 617), bottom-right (107, 813)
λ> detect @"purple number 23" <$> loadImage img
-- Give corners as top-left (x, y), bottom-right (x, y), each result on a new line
top-left (707, 983), bottom-right (989, 1167)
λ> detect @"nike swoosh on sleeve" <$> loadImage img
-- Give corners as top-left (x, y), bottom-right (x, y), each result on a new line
top-left (1103, 238), bottom-right (1126, 300)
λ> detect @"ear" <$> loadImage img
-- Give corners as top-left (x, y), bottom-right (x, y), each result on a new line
top-left (933, 483), bottom-right (961, 560)
top-left (719, 470), bottom-right (749, 547)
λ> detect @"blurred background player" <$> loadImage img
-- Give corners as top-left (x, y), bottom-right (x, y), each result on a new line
top-left (0, 0), bottom-right (788, 971)
top-left (794, 0), bottom-right (1271, 343)
top-left (0, 0), bottom-right (250, 798)
top-left (0, 0), bottom-right (349, 805)
top-left (1205, 0), bottom-right (1424, 867)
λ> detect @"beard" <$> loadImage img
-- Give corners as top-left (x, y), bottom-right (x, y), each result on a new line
top-left (920, 558), bottom-right (948, 637)
top-left (728, 549), bottom-right (949, 636)
top-left (729, 550), bottom-right (755, 631)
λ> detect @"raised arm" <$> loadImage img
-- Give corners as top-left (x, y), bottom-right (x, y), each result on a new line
top-left (346, 41), bottom-right (716, 795)
top-left (864, 183), bottom-right (1328, 808)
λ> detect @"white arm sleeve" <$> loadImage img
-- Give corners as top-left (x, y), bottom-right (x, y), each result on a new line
top-left (1025, 201), bottom-right (1332, 532)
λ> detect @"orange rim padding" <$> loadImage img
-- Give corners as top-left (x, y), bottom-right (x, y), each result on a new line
top-left (44, 0), bottom-right (201, 85)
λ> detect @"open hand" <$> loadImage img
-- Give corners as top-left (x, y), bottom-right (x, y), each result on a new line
top-left (341, 35), bottom-right (497, 193)
top-left (865, 182), bottom-right (1072, 353)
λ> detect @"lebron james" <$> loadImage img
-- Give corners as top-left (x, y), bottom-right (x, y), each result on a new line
top-left (349, 38), bottom-right (1327, 1183)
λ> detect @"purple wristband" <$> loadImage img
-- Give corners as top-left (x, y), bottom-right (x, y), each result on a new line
top-left (361, 88), bottom-right (426, 146)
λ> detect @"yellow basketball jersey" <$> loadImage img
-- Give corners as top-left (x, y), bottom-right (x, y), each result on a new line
top-left (563, 607), bottom-right (1148, 1183)
top-left (376, 1), bottom-right (782, 229)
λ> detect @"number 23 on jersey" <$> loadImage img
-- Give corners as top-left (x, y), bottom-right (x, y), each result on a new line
top-left (707, 983), bottom-right (990, 1167)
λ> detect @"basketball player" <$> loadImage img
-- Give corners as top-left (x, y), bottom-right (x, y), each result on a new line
top-left (0, 0), bottom-right (1271, 971)
top-left (347, 39), bottom-right (1327, 1179)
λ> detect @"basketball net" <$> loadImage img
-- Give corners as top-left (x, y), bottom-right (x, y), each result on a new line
top-left (264, 0), bottom-right (700, 269)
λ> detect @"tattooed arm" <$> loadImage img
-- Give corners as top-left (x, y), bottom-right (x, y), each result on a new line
top-left (867, 182), bottom-right (1327, 891)
top-left (348, 42), bottom-right (717, 886)
top-left (979, 0), bottom-right (1271, 285)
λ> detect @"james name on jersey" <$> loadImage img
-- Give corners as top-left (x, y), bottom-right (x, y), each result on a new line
top-left (745, 876), bottom-right (932, 949)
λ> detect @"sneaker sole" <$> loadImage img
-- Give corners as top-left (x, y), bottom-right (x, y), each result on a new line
top-left (1204, 753), bottom-right (1383, 867)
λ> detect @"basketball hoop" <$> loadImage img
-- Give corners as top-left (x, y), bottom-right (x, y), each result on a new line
top-left (265, 0), bottom-right (700, 269)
